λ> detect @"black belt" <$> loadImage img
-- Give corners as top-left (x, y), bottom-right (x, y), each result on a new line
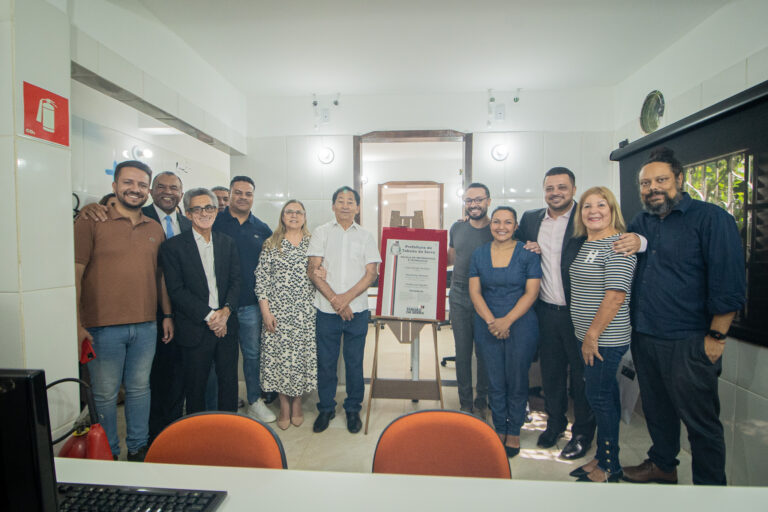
top-left (537, 300), bottom-right (568, 311)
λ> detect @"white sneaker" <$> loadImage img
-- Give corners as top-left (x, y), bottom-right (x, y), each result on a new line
top-left (247, 398), bottom-right (276, 423)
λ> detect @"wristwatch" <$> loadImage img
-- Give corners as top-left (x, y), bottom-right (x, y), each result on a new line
top-left (707, 329), bottom-right (727, 340)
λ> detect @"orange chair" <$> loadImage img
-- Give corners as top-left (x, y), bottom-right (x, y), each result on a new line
top-left (145, 412), bottom-right (287, 469)
top-left (372, 410), bottom-right (510, 478)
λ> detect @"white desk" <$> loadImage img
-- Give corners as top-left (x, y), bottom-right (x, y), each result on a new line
top-left (55, 458), bottom-right (766, 511)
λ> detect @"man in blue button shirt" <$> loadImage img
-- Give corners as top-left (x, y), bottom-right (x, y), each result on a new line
top-left (212, 176), bottom-right (276, 423)
top-left (621, 147), bottom-right (746, 486)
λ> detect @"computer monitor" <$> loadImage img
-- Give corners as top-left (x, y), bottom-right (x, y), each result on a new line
top-left (0, 369), bottom-right (58, 512)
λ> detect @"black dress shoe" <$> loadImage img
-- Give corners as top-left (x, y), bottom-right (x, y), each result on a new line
top-left (560, 435), bottom-right (591, 460)
top-left (576, 470), bottom-right (622, 482)
top-left (569, 464), bottom-right (590, 478)
top-left (346, 411), bottom-right (362, 434)
top-left (313, 411), bottom-right (335, 433)
top-left (505, 445), bottom-right (520, 458)
top-left (537, 429), bottom-right (564, 448)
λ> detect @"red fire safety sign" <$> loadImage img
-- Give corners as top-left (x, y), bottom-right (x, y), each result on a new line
top-left (23, 81), bottom-right (70, 147)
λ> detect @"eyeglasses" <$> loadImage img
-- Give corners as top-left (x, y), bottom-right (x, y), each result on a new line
top-left (284, 209), bottom-right (305, 216)
top-left (187, 205), bottom-right (218, 215)
top-left (463, 196), bottom-right (488, 205)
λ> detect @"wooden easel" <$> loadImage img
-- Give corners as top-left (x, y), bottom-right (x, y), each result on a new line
top-left (363, 317), bottom-right (444, 434)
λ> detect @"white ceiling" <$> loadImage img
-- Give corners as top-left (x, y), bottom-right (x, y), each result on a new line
top-left (137, 0), bottom-right (731, 98)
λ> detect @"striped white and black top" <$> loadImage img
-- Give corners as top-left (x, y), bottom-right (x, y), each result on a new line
top-left (569, 233), bottom-right (636, 347)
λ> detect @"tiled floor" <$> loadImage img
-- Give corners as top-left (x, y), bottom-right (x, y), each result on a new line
top-left (114, 323), bottom-right (693, 483)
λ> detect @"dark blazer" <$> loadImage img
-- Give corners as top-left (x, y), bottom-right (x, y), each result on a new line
top-left (142, 204), bottom-right (192, 234)
top-left (159, 230), bottom-right (241, 347)
top-left (515, 202), bottom-right (585, 305)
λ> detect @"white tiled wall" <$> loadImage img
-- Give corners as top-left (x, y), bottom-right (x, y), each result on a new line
top-left (233, 135), bottom-right (354, 232)
top-left (0, 136), bottom-right (19, 293)
top-left (0, 292), bottom-right (23, 367)
top-left (473, 131), bottom-right (617, 212)
top-left (5, 0), bottom-right (79, 435)
top-left (16, 138), bottom-right (75, 292)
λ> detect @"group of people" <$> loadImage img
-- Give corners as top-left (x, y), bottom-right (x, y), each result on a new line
top-left (451, 147), bottom-right (744, 485)
top-left (74, 146), bottom-right (745, 486)
top-left (75, 162), bottom-right (378, 463)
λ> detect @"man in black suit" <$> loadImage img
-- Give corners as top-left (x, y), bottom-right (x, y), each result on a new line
top-left (516, 167), bottom-right (595, 459)
top-left (143, 172), bottom-right (192, 440)
top-left (160, 188), bottom-right (241, 413)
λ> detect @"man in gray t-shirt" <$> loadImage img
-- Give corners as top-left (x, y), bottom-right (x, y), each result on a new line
top-left (448, 183), bottom-right (493, 415)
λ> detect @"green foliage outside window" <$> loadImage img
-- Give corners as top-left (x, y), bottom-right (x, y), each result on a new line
top-left (684, 153), bottom-right (749, 232)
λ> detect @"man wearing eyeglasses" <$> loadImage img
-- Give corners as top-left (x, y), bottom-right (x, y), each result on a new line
top-left (448, 183), bottom-right (493, 417)
top-left (211, 176), bottom-right (276, 422)
top-left (160, 188), bottom-right (241, 414)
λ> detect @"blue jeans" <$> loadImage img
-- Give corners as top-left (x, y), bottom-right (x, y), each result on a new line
top-left (474, 312), bottom-right (538, 436)
top-left (316, 310), bottom-right (369, 413)
top-left (582, 343), bottom-right (629, 475)
top-left (86, 322), bottom-right (156, 455)
top-left (237, 304), bottom-right (262, 404)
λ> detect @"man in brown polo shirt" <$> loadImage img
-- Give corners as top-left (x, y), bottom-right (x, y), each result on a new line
top-left (74, 160), bottom-right (173, 462)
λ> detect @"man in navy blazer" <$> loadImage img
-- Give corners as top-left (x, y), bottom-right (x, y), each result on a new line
top-left (160, 188), bottom-right (241, 414)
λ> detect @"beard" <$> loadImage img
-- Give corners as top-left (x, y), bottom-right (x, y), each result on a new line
top-left (116, 192), bottom-right (147, 211)
top-left (465, 205), bottom-right (487, 220)
top-left (642, 188), bottom-right (682, 216)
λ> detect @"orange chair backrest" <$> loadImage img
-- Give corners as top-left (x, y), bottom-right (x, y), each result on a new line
top-left (145, 412), bottom-right (286, 469)
top-left (372, 410), bottom-right (510, 478)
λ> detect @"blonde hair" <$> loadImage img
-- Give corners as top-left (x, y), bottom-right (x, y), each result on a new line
top-left (573, 186), bottom-right (626, 238)
top-left (263, 199), bottom-right (310, 252)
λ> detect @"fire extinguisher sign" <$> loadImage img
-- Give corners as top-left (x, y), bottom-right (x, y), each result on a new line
top-left (23, 81), bottom-right (70, 147)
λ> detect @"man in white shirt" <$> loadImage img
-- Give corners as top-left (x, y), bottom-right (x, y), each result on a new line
top-left (308, 187), bottom-right (380, 434)
top-left (160, 188), bottom-right (241, 415)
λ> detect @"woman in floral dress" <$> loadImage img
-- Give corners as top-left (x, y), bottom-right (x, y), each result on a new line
top-left (255, 200), bottom-right (317, 429)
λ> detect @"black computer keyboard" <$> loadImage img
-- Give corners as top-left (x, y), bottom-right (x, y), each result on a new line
top-left (57, 482), bottom-right (226, 511)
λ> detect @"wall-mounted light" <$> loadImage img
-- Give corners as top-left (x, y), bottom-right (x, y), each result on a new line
top-left (122, 146), bottom-right (153, 160)
top-left (456, 187), bottom-right (464, 197)
top-left (491, 144), bottom-right (509, 161)
top-left (360, 175), bottom-right (369, 185)
top-left (317, 147), bottom-right (335, 164)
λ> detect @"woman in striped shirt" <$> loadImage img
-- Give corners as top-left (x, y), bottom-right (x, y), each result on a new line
top-left (568, 187), bottom-right (636, 482)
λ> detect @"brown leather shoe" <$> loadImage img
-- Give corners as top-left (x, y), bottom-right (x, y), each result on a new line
top-left (622, 459), bottom-right (678, 484)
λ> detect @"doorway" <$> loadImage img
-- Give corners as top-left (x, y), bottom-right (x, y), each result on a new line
top-left (354, 130), bottom-right (471, 238)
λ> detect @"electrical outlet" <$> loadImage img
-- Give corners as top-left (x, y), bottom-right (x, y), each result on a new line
top-left (321, 108), bottom-right (330, 123)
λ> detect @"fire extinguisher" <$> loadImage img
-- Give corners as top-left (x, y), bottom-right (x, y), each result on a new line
top-left (47, 377), bottom-right (113, 461)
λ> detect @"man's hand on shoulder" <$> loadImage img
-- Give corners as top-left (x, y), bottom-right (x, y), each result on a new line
top-left (612, 233), bottom-right (641, 256)
top-left (78, 203), bottom-right (110, 222)
top-left (523, 241), bottom-right (541, 254)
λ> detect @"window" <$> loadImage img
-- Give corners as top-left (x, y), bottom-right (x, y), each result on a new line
top-left (684, 152), bottom-right (756, 326)
top-left (684, 152), bottom-right (749, 233)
